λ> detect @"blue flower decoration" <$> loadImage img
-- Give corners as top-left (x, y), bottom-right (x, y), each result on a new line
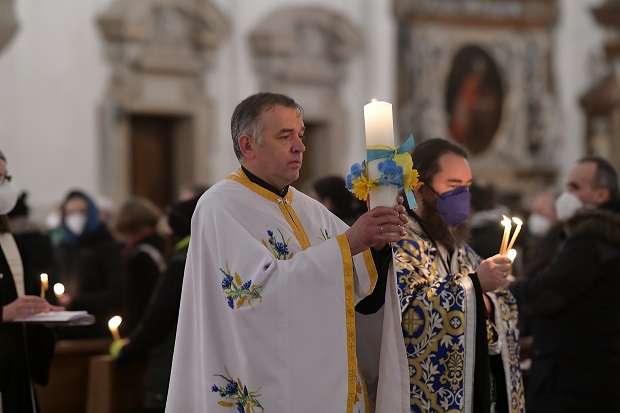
top-left (263, 229), bottom-right (293, 260)
top-left (346, 161), bottom-right (366, 190)
top-left (378, 159), bottom-right (404, 189)
top-left (226, 381), bottom-right (239, 395)
top-left (222, 275), bottom-right (233, 289)
top-left (220, 262), bottom-right (263, 310)
top-left (212, 367), bottom-right (264, 412)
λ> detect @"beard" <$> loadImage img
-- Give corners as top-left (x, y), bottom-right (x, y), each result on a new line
top-left (420, 205), bottom-right (471, 252)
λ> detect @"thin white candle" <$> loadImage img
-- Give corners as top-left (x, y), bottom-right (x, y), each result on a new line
top-left (40, 273), bottom-right (48, 298)
top-left (364, 99), bottom-right (397, 209)
top-left (506, 217), bottom-right (523, 252)
top-left (108, 315), bottom-right (123, 341)
top-left (499, 215), bottom-right (512, 255)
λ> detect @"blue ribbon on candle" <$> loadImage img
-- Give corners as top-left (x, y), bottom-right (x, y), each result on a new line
top-left (366, 134), bottom-right (415, 162)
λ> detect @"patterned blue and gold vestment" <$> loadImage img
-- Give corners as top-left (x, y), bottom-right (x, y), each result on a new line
top-left (394, 218), bottom-right (525, 413)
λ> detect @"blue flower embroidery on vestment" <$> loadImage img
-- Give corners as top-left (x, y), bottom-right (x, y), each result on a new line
top-left (212, 367), bottom-right (264, 412)
top-left (220, 261), bottom-right (263, 310)
top-left (261, 228), bottom-right (294, 260)
top-left (320, 228), bottom-right (331, 241)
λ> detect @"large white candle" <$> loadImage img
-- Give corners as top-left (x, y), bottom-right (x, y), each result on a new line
top-left (364, 99), bottom-right (397, 209)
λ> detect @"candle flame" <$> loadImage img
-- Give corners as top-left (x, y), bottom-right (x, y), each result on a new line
top-left (108, 315), bottom-right (122, 329)
top-left (512, 217), bottom-right (523, 226)
top-left (507, 249), bottom-right (517, 262)
top-left (53, 283), bottom-right (65, 296)
top-left (501, 215), bottom-right (511, 227)
top-left (40, 273), bottom-right (48, 282)
top-left (371, 98), bottom-right (378, 103)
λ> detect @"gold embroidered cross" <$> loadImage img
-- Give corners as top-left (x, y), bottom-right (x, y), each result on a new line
top-left (403, 307), bottom-right (423, 336)
top-left (276, 197), bottom-right (290, 205)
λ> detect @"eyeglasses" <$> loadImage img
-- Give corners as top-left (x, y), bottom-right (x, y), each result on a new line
top-left (0, 175), bottom-right (12, 183)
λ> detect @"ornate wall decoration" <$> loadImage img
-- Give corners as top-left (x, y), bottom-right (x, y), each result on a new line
top-left (97, 0), bottom-right (229, 204)
top-left (249, 7), bottom-right (362, 181)
top-left (581, 1), bottom-right (620, 172)
top-left (0, 0), bottom-right (18, 54)
top-left (395, 0), bottom-right (559, 198)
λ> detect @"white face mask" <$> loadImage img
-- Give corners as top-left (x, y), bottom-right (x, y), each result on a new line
top-left (65, 213), bottom-right (87, 235)
top-left (0, 181), bottom-right (18, 215)
top-left (45, 211), bottom-right (61, 230)
top-left (555, 191), bottom-right (583, 221)
top-left (527, 212), bottom-right (552, 237)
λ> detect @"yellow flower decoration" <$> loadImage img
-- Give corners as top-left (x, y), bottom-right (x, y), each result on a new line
top-left (351, 174), bottom-right (379, 201)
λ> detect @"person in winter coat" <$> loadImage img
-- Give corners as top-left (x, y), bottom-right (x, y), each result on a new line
top-left (510, 155), bottom-right (620, 413)
top-left (113, 194), bottom-right (201, 413)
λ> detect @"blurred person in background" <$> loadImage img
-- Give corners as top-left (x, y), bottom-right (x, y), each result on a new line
top-left (0, 149), bottom-right (63, 412)
top-left (8, 192), bottom-right (56, 278)
top-left (510, 156), bottom-right (620, 412)
top-left (114, 197), bottom-right (166, 335)
top-left (177, 183), bottom-right (209, 202)
top-left (112, 195), bottom-right (200, 413)
top-left (469, 181), bottom-right (508, 259)
top-left (55, 189), bottom-right (123, 338)
top-left (521, 187), bottom-right (563, 280)
top-left (309, 175), bottom-right (364, 225)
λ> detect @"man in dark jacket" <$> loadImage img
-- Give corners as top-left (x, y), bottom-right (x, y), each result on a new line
top-left (510, 155), bottom-right (620, 413)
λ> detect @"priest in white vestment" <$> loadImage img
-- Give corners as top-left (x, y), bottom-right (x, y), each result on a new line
top-left (166, 92), bottom-right (410, 413)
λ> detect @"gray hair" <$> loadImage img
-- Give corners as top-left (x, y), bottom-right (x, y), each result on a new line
top-left (230, 92), bottom-right (303, 160)
top-left (579, 155), bottom-right (620, 201)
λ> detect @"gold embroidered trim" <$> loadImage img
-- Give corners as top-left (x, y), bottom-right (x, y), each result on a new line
top-left (362, 249), bottom-right (378, 295)
top-left (336, 233), bottom-right (356, 413)
top-left (227, 169), bottom-right (311, 249)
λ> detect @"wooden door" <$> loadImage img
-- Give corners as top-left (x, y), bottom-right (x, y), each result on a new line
top-left (130, 115), bottom-right (175, 207)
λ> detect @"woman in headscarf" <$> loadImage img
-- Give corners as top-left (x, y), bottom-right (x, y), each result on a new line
top-left (55, 189), bottom-right (123, 338)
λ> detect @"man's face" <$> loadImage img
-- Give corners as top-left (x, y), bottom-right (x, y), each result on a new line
top-left (417, 152), bottom-right (473, 249)
top-left (426, 152), bottom-right (473, 200)
top-left (565, 161), bottom-right (608, 207)
top-left (242, 105), bottom-right (305, 191)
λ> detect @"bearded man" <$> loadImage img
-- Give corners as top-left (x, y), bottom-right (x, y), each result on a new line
top-left (357, 138), bottom-right (524, 413)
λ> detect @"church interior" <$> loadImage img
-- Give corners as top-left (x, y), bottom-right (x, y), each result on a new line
top-left (1, 0), bottom-right (618, 411)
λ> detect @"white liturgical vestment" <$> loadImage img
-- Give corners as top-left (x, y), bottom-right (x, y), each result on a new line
top-left (166, 169), bottom-right (389, 413)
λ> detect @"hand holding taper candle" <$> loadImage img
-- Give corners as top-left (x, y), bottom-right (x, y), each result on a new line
top-left (40, 273), bottom-right (48, 298)
top-left (108, 315), bottom-right (122, 342)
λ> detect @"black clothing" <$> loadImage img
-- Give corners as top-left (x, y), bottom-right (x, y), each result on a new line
top-left (121, 231), bottom-right (165, 335)
top-left (510, 204), bottom-right (620, 412)
top-left (0, 236), bottom-right (55, 413)
top-left (118, 244), bottom-right (187, 411)
top-left (56, 224), bottom-right (123, 338)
